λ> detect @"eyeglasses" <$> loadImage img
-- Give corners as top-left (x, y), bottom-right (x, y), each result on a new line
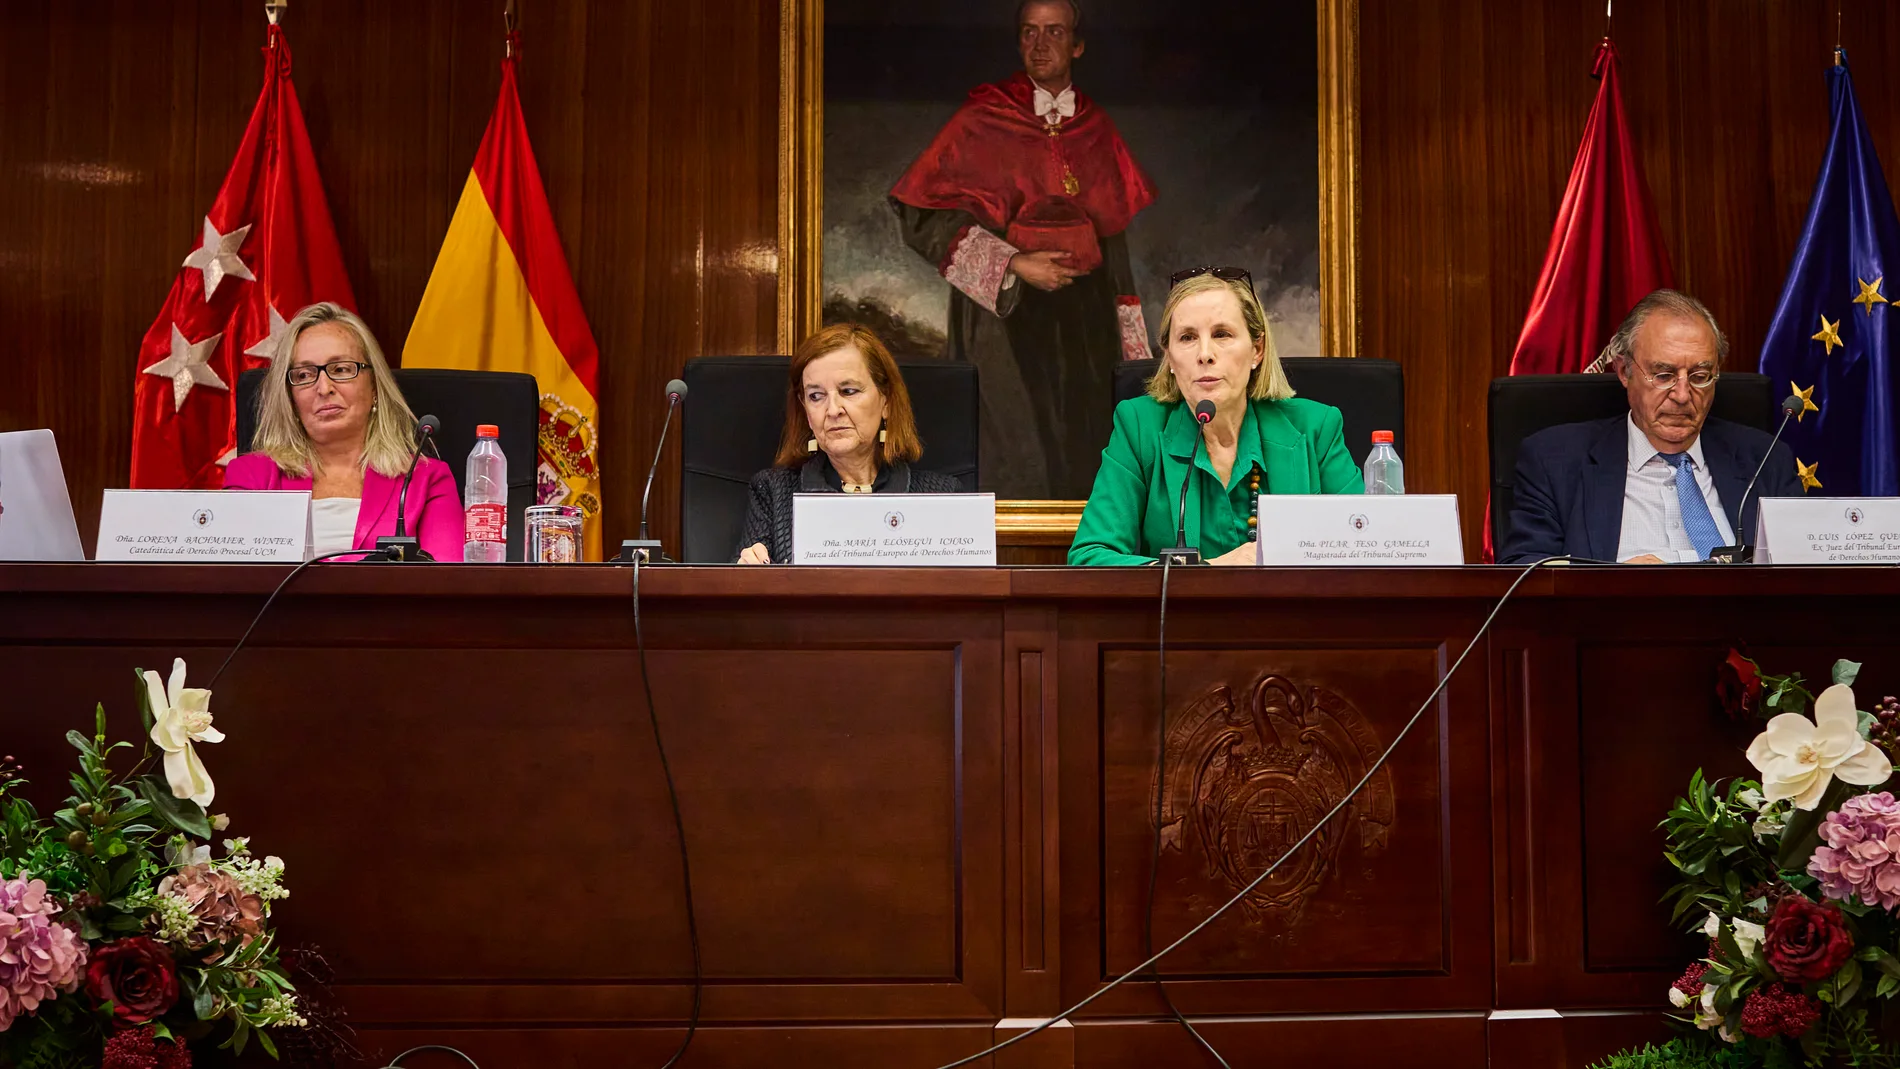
top-left (1631, 364), bottom-right (1720, 391)
top-left (1169, 265), bottom-right (1254, 288)
top-left (286, 361), bottom-right (370, 388)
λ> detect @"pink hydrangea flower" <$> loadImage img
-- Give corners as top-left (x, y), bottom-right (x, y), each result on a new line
top-left (1810, 792), bottom-right (1900, 910)
top-left (0, 876), bottom-right (88, 1031)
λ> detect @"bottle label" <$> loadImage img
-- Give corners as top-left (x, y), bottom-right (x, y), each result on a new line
top-left (466, 502), bottom-right (506, 544)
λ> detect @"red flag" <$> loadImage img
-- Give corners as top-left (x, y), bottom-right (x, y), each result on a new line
top-left (1507, 40), bottom-right (1674, 376)
top-left (130, 22), bottom-right (355, 488)
top-left (1485, 39), bottom-right (1674, 560)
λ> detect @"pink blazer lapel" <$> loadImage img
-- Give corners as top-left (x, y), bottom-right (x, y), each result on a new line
top-left (355, 468), bottom-right (401, 549)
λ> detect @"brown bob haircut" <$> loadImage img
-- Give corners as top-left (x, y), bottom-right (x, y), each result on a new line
top-left (773, 322), bottom-right (926, 469)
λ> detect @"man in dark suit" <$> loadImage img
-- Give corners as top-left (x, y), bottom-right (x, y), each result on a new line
top-left (1499, 289), bottom-right (1804, 564)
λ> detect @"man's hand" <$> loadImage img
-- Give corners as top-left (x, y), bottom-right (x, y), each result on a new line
top-left (1009, 250), bottom-right (1085, 292)
top-left (1621, 553), bottom-right (1667, 565)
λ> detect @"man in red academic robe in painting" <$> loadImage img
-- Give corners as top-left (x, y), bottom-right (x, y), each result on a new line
top-left (890, 0), bottom-right (1157, 498)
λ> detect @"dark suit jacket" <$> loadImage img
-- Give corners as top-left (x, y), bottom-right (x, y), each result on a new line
top-left (734, 456), bottom-right (964, 563)
top-left (1498, 416), bottom-right (1804, 565)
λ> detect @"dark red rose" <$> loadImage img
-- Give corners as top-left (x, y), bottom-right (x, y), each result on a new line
top-left (1716, 648), bottom-right (1763, 720)
top-left (1764, 896), bottom-right (1855, 983)
top-left (86, 936), bottom-right (180, 1025)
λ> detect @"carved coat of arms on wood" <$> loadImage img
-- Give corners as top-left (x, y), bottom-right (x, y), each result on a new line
top-left (1155, 676), bottom-right (1396, 923)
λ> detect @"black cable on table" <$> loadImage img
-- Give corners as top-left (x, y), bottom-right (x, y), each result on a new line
top-left (206, 549), bottom-right (394, 690)
top-left (928, 555), bottom-right (1575, 1069)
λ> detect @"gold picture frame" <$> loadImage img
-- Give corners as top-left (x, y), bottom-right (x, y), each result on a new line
top-left (777, 0), bottom-right (1361, 541)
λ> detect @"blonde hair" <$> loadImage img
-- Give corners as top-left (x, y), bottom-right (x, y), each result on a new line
top-left (251, 302), bottom-right (419, 479)
top-left (1145, 274), bottom-right (1294, 403)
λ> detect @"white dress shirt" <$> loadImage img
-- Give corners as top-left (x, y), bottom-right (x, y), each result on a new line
top-left (310, 497), bottom-right (361, 558)
top-left (1616, 415), bottom-right (1734, 563)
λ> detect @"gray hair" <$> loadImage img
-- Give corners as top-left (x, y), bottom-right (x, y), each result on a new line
top-left (1602, 289), bottom-right (1730, 370)
top-left (251, 302), bottom-right (419, 479)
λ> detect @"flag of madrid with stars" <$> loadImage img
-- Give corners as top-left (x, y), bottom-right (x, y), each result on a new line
top-left (1760, 50), bottom-right (1900, 497)
top-left (130, 17), bottom-right (355, 489)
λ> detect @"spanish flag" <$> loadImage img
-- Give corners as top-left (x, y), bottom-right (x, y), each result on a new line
top-left (404, 34), bottom-right (602, 559)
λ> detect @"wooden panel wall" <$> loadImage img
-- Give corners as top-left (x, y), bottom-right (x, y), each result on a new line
top-left (0, 0), bottom-right (778, 554)
top-left (5, 0), bottom-right (1900, 558)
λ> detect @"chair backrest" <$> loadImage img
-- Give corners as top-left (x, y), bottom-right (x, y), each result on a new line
top-left (1111, 357), bottom-right (1406, 469)
top-left (679, 356), bottom-right (980, 563)
top-left (1486, 372), bottom-right (1775, 550)
top-left (236, 367), bottom-right (541, 561)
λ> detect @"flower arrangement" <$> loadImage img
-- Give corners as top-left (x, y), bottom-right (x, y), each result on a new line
top-left (1593, 653), bottom-right (1900, 1068)
top-left (0, 660), bottom-right (307, 1069)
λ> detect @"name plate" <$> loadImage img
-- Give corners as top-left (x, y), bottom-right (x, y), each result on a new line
top-left (1756, 497), bottom-right (1900, 564)
top-left (97, 490), bottom-right (313, 562)
top-left (1256, 494), bottom-right (1465, 566)
top-left (792, 493), bottom-right (996, 566)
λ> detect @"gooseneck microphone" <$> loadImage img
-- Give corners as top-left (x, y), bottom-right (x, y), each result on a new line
top-left (619, 378), bottom-right (689, 563)
top-left (1160, 399), bottom-right (1216, 566)
top-left (375, 414), bottom-right (441, 563)
top-left (1708, 393), bottom-right (1807, 565)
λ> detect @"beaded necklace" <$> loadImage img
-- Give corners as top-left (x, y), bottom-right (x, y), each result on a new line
top-left (1245, 461), bottom-right (1263, 531)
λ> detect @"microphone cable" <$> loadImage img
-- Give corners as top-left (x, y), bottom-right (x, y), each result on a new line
top-left (631, 553), bottom-right (704, 1068)
top-left (382, 1045), bottom-right (480, 1067)
top-left (930, 554), bottom-right (1577, 1069)
top-left (206, 549), bottom-right (395, 690)
top-left (1146, 551), bottom-right (1232, 1068)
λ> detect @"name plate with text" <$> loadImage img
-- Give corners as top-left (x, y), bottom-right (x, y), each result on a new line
top-left (1756, 497), bottom-right (1900, 564)
top-left (792, 493), bottom-right (996, 566)
top-left (96, 490), bottom-right (313, 562)
top-left (1256, 494), bottom-right (1465, 566)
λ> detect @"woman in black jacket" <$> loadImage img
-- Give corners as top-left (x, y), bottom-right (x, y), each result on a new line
top-left (735, 323), bottom-right (962, 563)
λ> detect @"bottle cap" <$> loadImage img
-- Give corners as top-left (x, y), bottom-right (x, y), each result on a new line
top-left (476, 424), bottom-right (500, 438)
top-left (1371, 430), bottom-right (1394, 444)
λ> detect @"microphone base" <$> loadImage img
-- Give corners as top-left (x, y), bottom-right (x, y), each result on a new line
top-left (616, 538), bottom-right (669, 564)
top-left (372, 536), bottom-right (430, 563)
top-left (1158, 546), bottom-right (1203, 567)
top-left (1707, 543), bottom-right (1755, 565)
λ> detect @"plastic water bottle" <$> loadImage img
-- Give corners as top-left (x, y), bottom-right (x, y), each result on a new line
top-left (463, 425), bottom-right (507, 562)
top-left (1363, 430), bottom-right (1404, 495)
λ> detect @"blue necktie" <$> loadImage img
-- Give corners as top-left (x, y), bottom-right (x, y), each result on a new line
top-left (1660, 452), bottom-right (1722, 560)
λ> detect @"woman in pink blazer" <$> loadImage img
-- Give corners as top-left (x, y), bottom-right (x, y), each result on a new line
top-left (225, 303), bottom-right (464, 562)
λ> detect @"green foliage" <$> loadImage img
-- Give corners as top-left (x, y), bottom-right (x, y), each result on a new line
top-left (1663, 770), bottom-right (1779, 926)
top-left (1586, 1035), bottom-right (1759, 1069)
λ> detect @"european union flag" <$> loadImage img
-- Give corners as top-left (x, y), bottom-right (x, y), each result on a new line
top-left (1760, 52), bottom-right (1900, 496)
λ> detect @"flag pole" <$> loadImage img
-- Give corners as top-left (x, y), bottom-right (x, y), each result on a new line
top-left (505, 0), bottom-right (517, 58)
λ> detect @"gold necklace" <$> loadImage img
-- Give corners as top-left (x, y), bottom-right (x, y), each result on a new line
top-left (841, 482), bottom-right (874, 494)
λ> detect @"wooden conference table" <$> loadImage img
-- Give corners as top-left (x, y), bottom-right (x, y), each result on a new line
top-left (6, 563), bottom-right (1896, 1068)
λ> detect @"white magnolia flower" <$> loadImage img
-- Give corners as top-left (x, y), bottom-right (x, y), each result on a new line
top-left (1733, 919), bottom-right (1765, 960)
top-left (1668, 985), bottom-right (1692, 1008)
top-left (1745, 684), bottom-right (1891, 809)
top-left (1703, 912), bottom-right (1721, 938)
top-left (144, 658), bottom-right (223, 807)
top-left (1718, 1024), bottom-right (1739, 1045)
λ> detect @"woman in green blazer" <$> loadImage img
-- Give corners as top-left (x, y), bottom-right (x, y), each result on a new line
top-left (1069, 270), bottom-right (1363, 566)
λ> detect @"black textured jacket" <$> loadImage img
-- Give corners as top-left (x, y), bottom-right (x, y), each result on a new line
top-left (734, 455), bottom-right (965, 563)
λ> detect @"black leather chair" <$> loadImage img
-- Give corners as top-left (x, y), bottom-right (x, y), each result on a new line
top-left (235, 367), bottom-right (540, 561)
top-left (678, 356), bottom-right (979, 563)
top-left (1486, 372), bottom-right (1775, 551)
top-left (1112, 357), bottom-right (1405, 469)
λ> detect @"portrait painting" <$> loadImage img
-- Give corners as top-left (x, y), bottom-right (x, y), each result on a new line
top-left (780, 0), bottom-right (1358, 505)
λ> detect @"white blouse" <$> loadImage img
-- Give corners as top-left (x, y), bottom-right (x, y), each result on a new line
top-left (310, 497), bottom-right (361, 557)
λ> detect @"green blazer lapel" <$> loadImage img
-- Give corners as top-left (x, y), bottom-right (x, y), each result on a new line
top-left (1161, 402), bottom-right (1202, 547)
top-left (1255, 401), bottom-right (1313, 494)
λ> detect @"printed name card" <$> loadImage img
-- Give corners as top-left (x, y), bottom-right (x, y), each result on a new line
top-left (96, 490), bottom-right (313, 562)
top-left (1755, 497), bottom-right (1900, 564)
top-left (1256, 494), bottom-right (1465, 566)
top-left (792, 493), bottom-right (997, 566)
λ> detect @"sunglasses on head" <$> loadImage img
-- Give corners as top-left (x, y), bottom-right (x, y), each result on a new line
top-left (1168, 266), bottom-right (1254, 288)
